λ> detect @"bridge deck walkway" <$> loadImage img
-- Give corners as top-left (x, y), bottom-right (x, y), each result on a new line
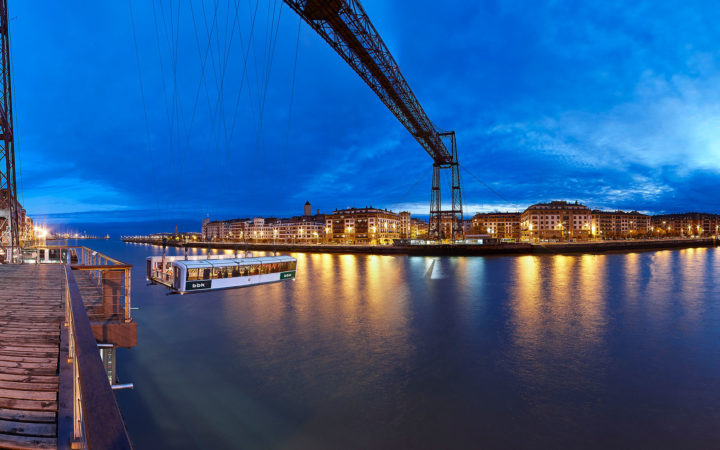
top-left (0, 264), bottom-right (64, 449)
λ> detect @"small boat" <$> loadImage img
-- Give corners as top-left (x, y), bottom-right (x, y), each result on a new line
top-left (146, 254), bottom-right (297, 294)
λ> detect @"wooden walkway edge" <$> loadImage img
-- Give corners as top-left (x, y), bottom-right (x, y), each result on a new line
top-left (0, 264), bottom-right (64, 449)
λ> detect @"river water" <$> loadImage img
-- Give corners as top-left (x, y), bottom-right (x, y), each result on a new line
top-left (78, 240), bottom-right (720, 449)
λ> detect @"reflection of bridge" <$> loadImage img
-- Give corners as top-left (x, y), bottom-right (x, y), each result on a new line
top-left (0, 247), bottom-right (135, 448)
top-left (284, 1), bottom-right (463, 240)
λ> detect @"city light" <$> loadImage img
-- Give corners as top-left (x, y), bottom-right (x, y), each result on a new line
top-left (193, 201), bottom-right (719, 246)
top-left (34, 226), bottom-right (48, 239)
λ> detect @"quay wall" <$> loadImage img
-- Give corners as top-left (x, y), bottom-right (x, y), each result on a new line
top-left (531, 237), bottom-right (717, 254)
top-left (122, 237), bottom-right (718, 256)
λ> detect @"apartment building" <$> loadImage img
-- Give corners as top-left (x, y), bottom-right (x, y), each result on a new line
top-left (326, 207), bottom-right (402, 245)
top-left (651, 213), bottom-right (720, 237)
top-left (590, 210), bottom-right (650, 238)
top-left (521, 201), bottom-right (592, 242)
top-left (472, 212), bottom-right (521, 240)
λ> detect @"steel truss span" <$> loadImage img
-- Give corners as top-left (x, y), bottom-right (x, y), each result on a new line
top-left (0, 0), bottom-right (19, 261)
top-left (283, 0), bottom-right (463, 240)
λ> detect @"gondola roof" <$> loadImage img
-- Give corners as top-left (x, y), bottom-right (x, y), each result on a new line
top-left (173, 255), bottom-right (296, 269)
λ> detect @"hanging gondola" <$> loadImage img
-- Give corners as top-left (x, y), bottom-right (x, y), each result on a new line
top-left (146, 254), bottom-right (297, 294)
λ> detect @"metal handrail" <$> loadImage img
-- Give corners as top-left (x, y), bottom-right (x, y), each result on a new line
top-left (36, 246), bottom-right (134, 323)
top-left (60, 265), bottom-right (133, 449)
top-left (27, 245), bottom-right (132, 267)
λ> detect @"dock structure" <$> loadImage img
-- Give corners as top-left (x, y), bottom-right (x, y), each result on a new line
top-left (0, 247), bottom-right (135, 449)
top-left (0, 264), bottom-right (63, 449)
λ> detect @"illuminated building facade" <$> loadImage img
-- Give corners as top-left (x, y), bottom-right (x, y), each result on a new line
top-left (202, 201), bottom-right (720, 245)
top-left (432, 213), bottom-right (466, 240)
top-left (399, 212), bottom-right (411, 239)
top-left (274, 216), bottom-right (325, 244)
top-left (410, 217), bottom-right (429, 239)
top-left (22, 215), bottom-right (34, 242)
top-left (472, 212), bottom-right (521, 240)
top-left (326, 207), bottom-right (402, 245)
top-left (202, 217), bottom-right (249, 241)
top-left (589, 210), bottom-right (650, 238)
top-left (202, 202), bottom-right (327, 243)
top-left (521, 201), bottom-right (592, 242)
top-left (650, 213), bottom-right (720, 237)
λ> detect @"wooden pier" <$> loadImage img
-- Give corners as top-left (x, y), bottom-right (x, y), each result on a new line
top-left (0, 246), bottom-right (135, 449)
top-left (0, 264), bottom-right (64, 449)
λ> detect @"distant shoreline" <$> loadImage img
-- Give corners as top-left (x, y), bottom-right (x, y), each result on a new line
top-left (121, 237), bottom-right (718, 256)
top-left (47, 237), bottom-right (109, 240)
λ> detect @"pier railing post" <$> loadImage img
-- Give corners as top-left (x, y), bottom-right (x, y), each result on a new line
top-left (63, 266), bottom-right (84, 446)
top-left (124, 267), bottom-right (131, 323)
top-left (62, 265), bottom-right (133, 449)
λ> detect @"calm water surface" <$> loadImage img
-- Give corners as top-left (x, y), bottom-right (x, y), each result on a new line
top-left (82, 241), bottom-right (720, 449)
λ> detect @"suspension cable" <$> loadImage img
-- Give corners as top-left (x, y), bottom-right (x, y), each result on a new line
top-left (129, 0), bottom-right (162, 219)
top-left (281, 15), bottom-right (302, 194)
top-left (461, 165), bottom-right (522, 210)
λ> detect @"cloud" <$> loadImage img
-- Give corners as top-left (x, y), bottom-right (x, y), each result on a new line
top-left (484, 68), bottom-right (720, 172)
top-left (459, 61), bottom-right (720, 214)
top-left (23, 177), bottom-right (133, 215)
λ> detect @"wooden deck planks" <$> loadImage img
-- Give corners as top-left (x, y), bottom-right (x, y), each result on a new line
top-left (0, 264), bottom-right (65, 449)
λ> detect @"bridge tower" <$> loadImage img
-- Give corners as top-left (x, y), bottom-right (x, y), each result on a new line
top-left (283, 0), bottom-right (464, 241)
top-left (0, 0), bottom-right (19, 262)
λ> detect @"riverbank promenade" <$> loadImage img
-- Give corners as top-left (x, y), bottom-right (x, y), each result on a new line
top-left (123, 236), bottom-right (718, 256)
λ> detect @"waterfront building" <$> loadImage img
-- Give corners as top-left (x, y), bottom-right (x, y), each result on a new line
top-left (472, 212), bottom-right (521, 240)
top-left (410, 218), bottom-right (429, 239)
top-left (397, 211), bottom-right (431, 240)
top-left (651, 212), bottom-right (720, 237)
top-left (326, 206), bottom-right (402, 245)
top-left (202, 217), bottom-right (250, 241)
top-left (274, 215), bottom-right (326, 244)
top-left (247, 217), bottom-right (276, 242)
top-left (589, 210), bottom-right (650, 239)
top-left (399, 211), bottom-right (411, 239)
top-left (270, 201), bottom-right (327, 243)
top-left (463, 219), bottom-right (474, 236)
top-left (521, 201), bottom-right (592, 242)
top-left (200, 200), bottom-right (720, 246)
top-left (22, 214), bottom-right (34, 242)
top-left (435, 213), bottom-right (465, 240)
top-left (202, 202), bottom-right (326, 243)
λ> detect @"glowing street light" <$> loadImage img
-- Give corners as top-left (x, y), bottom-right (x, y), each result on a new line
top-left (34, 227), bottom-right (48, 240)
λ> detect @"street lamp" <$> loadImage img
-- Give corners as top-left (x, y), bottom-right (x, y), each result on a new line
top-left (528, 222), bottom-right (534, 242)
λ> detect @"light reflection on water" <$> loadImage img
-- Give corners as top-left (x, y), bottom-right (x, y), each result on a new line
top-left (79, 241), bottom-right (720, 449)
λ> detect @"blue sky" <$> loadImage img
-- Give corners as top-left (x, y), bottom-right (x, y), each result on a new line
top-left (10, 0), bottom-right (720, 233)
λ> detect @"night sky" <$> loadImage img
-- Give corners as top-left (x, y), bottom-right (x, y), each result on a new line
top-left (10, 1), bottom-right (720, 233)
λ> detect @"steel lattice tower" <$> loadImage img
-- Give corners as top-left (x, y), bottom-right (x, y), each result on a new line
top-left (284, 0), bottom-right (464, 241)
top-left (0, 0), bottom-right (19, 262)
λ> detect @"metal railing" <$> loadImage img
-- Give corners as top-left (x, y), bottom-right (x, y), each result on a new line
top-left (23, 245), bottom-right (133, 323)
top-left (59, 266), bottom-right (132, 450)
top-left (71, 247), bottom-right (132, 323)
